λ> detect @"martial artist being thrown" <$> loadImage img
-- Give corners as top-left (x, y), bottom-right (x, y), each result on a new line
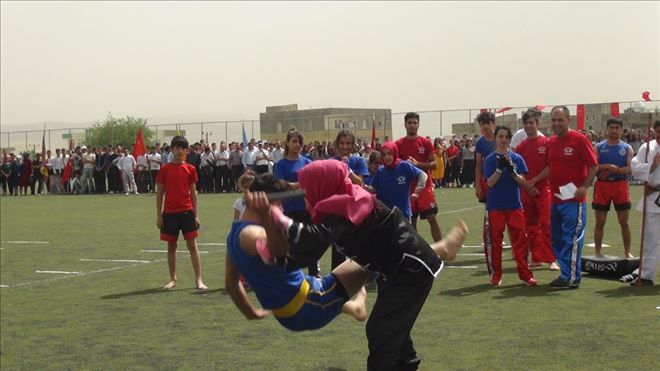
top-left (278, 161), bottom-right (466, 371)
top-left (225, 173), bottom-right (468, 333)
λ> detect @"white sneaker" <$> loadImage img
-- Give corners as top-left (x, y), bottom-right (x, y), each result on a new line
top-left (125, 192), bottom-right (129, 196)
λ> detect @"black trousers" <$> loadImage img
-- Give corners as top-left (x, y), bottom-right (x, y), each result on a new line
top-left (366, 262), bottom-right (434, 371)
top-left (461, 159), bottom-right (475, 186)
top-left (215, 166), bottom-right (231, 192)
top-left (255, 164), bottom-right (269, 174)
top-left (230, 165), bottom-right (244, 191)
top-left (94, 169), bottom-right (106, 193)
top-left (150, 170), bottom-right (159, 192)
top-left (284, 209), bottom-right (320, 277)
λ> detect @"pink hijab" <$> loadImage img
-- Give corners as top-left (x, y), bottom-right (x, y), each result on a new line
top-left (380, 142), bottom-right (401, 170)
top-left (297, 160), bottom-right (375, 225)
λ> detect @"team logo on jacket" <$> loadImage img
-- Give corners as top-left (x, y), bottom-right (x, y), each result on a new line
top-left (418, 147), bottom-right (426, 155)
top-left (563, 147), bottom-right (574, 156)
top-left (397, 176), bottom-right (406, 185)
top-left (618, 148), bottom-right (626, 156)
top-left (537, 147), bottom-right (547, 154)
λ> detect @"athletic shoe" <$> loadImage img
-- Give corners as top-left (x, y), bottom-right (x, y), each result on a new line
top-left (630, 279), bottom-right (654, 286)
top-left (550, 277), bottom-right (579, 289)
top-left (524, 278), bottom-right (538, 287)
top-left (619, 273), bottom-right (638, 283)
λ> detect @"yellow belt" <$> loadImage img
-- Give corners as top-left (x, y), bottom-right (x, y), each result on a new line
top-left (271, 279), bottom-right (310, 318)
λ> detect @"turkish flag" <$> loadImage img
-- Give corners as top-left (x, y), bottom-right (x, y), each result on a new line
top-left (642, 91), bottom-right (651, 102)
top-left (480, 108), bottom-right (487, 113)
top-left (133, 127), bottom-right (147, 159)
top-left (62, 158), bottom-right (72, 184)
top-left (610, 102), bottom-right (620, 117)
top-left (496, 106), bottom-right (513, 114)
top-left (576, 104), bottom-right (585, 130)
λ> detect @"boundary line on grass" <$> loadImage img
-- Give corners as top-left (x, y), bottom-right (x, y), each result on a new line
top-left (140, 250), bottom-right (209, 254)
top-left (1, 241), bottom-right (50, 244)
top-left (444, 265), bottom-right (479, 269)
top-left (437, 206), bottom-right (482, 215)
top-left (80, 259), bottom-right (151, 263)
top-left (35, 270), bottom-right (81, 274)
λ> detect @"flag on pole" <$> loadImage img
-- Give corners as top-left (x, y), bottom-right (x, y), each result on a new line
top-left (495, 106), bottom-right (513, 114)
top-left (62, 157), bottom-right (72, 184)
top-left (41, 130), bottom-right (46, 160)
top-left (133, 127), bottom-right (147, 159)
top-left (534, 105), bottom-right (547, 111)
top-left (642, 91), bottom-right (651, 102)
top-left (371, 114), bottom-right (377, 148)
top-left (576, 104), bottom-right (585, 130)
top-left (610, 102), bottom-right (620, 117)
top-left (242, 123), bottom-right (248, 149)
top-left (479, 108), bottom-right (487, 113)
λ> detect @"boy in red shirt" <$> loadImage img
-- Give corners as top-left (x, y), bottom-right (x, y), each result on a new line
top-left (156, 136), bottom-right (208, 290)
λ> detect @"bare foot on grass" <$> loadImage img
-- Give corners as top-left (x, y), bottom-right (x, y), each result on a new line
top-left (163, 280), bottom-right (177, 289)
top-left (196, 281), bottom-right (208, 290)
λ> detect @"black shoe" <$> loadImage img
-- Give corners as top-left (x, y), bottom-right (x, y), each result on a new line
top-left (398, 356), bottom-right (421, 371)
top-left (630, 279), bottom-right (654, 286)
top-left (550, 277), bottom-right (579, 290)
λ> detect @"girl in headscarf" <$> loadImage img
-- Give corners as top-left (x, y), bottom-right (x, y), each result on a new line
top-left (268, 160), bottom-right (467, 371)
top-left (369, 141), bottom-right (428, 221)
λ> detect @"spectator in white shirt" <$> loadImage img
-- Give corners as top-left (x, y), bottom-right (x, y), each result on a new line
top-left (50, 148), bottom-right (64, 194)
top-left (199, 146), bottom-right (215, 194)
top-left (113, 149), bottom-right (138, 195)
top-left (148, 146), bottom-right (162, 193)
top-left (254, 141), bottom-right (270, 174)
top-left (214, 141), bottom-right (231, 193)
top-left (270, 141), bottom-right (284, 164)
top-left (241, 142), bottom-right (256, 171)
top-left (81, 146), bottom-right (96, 194)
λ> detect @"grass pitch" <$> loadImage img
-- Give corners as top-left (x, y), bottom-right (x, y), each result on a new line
top-left (1, 187), bottom-right (658, 370)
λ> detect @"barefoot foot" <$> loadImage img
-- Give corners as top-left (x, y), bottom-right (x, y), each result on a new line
top-left (196, 281), bottom-right (208, 290)
top-left (163, 280), bottom-right (177, 289)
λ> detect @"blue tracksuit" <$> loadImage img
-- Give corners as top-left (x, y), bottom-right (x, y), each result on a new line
top-left (551, 202), bottom-right (587, 284)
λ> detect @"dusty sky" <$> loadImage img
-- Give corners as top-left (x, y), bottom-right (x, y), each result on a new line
top-left (2, 1), bottom-right (659, 137)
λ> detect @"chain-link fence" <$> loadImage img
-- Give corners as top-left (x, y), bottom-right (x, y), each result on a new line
top-left (2, 100), bottom-right (658, 153)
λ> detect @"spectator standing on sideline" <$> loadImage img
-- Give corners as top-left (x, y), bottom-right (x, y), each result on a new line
top-left (199, 146), bottom-right (215, 194)
top-left (254, 142), bottom-right (270, 174)
top-left (515, 108), bottom-right (558, 270)
top-left (461, 138), bottom-right (476, 187)
top-left (148, 146), bottom-right (162, 193)
top-left (136, 149), bottom-right (149, 193)
top-left (242, 142), bottom-right (256, 173)
top-left (214, 141), bottom-right (231, 193)
top-left (229, 143), bottom-right (244, 192)
top-left (546, 106), bottom-right (597, 289)
top-left (270, 141), bottom-right (284, 164)
top-left (114, 149), bottom-right (139, 195)
top-left (395, 112), bottom-right (442, 242)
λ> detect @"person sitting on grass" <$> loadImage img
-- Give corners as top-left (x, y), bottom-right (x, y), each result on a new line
top-left (156, 135), bottom-right (207, 290)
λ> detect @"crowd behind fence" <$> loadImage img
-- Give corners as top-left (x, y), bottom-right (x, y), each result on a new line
top-left (1, 100), bottom-right (658, 155)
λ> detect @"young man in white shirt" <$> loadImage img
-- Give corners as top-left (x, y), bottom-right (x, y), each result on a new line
top-left (270, 141), bottom-right (284, 164)
top-left (113, 149), bottom-right (139, 195)
top-left (148, 146), bottom-right (162, 193)
top-left (214, 141), bottom-right (230, 193)
top-left (81, 146), bottom-right (96, 194)
top-left (254, 141), bottom-right (270, 174)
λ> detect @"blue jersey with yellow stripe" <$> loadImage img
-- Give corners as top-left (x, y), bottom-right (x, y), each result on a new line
top-left (227, 221), bottom-right (305, 310)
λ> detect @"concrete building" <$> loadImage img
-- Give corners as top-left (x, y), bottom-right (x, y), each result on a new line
top-left (259, 104), bottom-right (392, 144)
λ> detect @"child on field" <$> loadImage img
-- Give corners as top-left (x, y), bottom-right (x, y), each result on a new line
top-left (156, 136), bottom-right (207, 290)
top-left (233, 172), bottom-right (256, 220)
top-left (363, 151), bottom-right (381, 187)
top-left (369, 142), bottom-right (428, 221)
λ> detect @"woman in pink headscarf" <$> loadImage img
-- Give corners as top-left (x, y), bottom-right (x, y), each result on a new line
top-left (269, 159), bottom-right (468, 371)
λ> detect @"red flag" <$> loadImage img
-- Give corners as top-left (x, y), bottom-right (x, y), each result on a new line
top-left (495, 106), bottom-right (513, 113)
top-left (576, 104), bottom-right (585, 130)
top-left (642, 91), bottom-right (651, 102)
top-left (479, 108), bottom-right (487, 113)
top-left (370, 114), bottom-right (376, 148)
top-left (62, 158), bottom-right (72, 184)
top-left (610, 102), bottom-right (620, 117)
top-left (534, 105), bottom-right (547, 111)
top-left (133, 127), bottom-right (147, 159)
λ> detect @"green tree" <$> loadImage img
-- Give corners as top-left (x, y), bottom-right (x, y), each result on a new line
top-left (85, 113), bottom-right (154, 148)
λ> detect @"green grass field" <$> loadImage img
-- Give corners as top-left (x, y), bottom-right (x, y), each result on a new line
top-left (1, 187), bottom-right (658, 370)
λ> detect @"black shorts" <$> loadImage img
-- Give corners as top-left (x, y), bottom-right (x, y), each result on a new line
top-left (160, 210), bottom-right (198, 242)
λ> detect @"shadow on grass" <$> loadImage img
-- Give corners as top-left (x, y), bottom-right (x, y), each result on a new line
top-left (594, 285), bottom-right (660, 297)
top-left (493, 284), bottom-right (560, 300)
top-left (101, 287), bottom-right (171, 299)
top-left (192, 288), bottom-right (229, 295)
top-left (438, 283), bottom-right (492, 297)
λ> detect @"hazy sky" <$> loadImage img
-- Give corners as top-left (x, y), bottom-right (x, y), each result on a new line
top-left (2, 1), bottom-right (659, 134)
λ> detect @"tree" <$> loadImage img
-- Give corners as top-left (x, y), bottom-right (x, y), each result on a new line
top-left (85, 113), bottom-right (154, 148)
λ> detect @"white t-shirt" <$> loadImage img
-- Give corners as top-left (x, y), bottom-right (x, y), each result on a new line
top-left (136, 154), bottom-right (148, 170)
top-left (215, 150), bottom-right (230, 166)
top-left (254, 148), bottom-right (270, 166)
top-left (82, 153), bottom-right (96, 169)
top-left (148, 153), bottom-right (161, 170)
top-left (511, 129), bottom-right (545, 149)
top-left (271, 148), bottom-right (284, 163)
top-left (233, 197), bottom-right (247, 218)
top-left (117, 155), bottom-right (136, 172)
top-left (200, 152), bottom-right (215, 168)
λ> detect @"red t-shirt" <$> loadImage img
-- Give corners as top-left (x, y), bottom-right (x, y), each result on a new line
top-left (395, 136), bottom-right (434, 188)
top-left (156, 162), bottom-right (198, 213)
top-left (516, 135), bottom-right (550, 190)
top-left (445, 145), bottom-right (459, 161)
top-left (547, 130), bottom-right (597, 204)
